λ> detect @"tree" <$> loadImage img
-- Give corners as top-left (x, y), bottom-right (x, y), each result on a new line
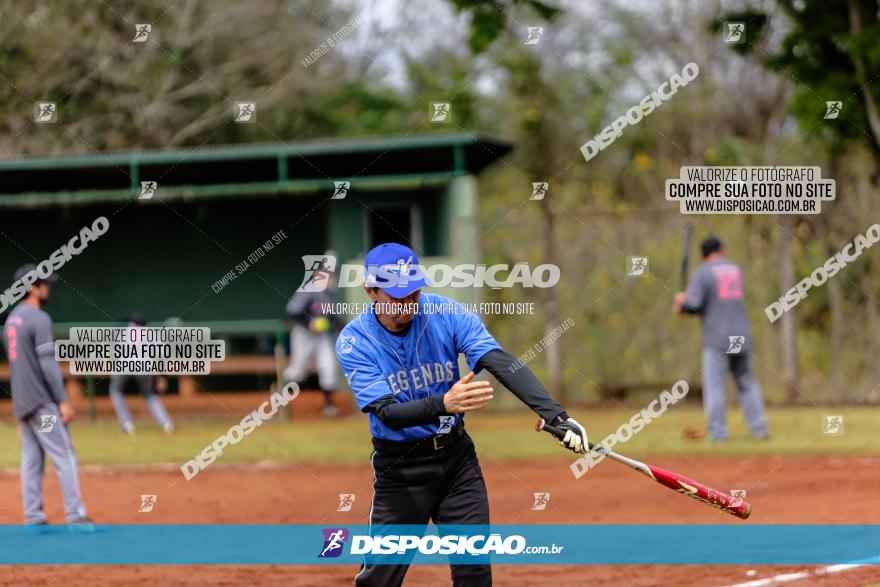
top-left (448, 0), bottom-right (561, 53)
top-left (445, 0), bottom-right (569, 396)
top-left (0, 1), bottom-right (406, 155)
top-left (716, 1), bottom-right (880, 165)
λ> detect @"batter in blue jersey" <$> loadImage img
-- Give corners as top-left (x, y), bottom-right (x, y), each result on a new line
top-left (335, 243), bottom-right (588, 587)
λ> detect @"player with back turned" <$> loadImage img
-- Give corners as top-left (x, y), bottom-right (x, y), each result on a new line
top-left (673, 235), bottom-right (769, 442)
top-left (335, 243), bottom-right (588, 587)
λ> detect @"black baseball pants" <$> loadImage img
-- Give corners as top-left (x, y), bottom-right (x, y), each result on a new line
top-left (355, 432), bottom-right (491, 587)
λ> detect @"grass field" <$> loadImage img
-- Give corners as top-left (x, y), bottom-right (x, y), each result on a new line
top-left (0, 406), bottom-right (874, 467)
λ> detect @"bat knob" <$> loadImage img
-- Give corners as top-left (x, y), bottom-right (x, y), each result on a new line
top-left (534, 418), bottom-right (546, 432)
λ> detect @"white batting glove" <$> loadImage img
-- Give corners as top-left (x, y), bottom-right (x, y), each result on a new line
top-left (555, 417), bottom-right (588, 454)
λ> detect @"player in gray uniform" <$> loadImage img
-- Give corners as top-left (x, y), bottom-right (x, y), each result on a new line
top-left (673, 236), bottom-right (769, 442)
top-left (108, 313), bottom-right (174, 435)
top-left (284, 255), bottom-right (340, 417)
top-left (2, 264), bottom-right (91, 527)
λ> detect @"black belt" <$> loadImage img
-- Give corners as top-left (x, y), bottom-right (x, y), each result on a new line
top-left (372, 422), bottom-right (466, 454)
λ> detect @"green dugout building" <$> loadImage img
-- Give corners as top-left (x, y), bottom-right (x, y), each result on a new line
top-left (0, 132), bottom-right (512, 352)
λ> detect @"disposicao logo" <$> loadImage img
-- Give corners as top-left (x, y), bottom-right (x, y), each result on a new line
top-left (316, 529), bottom-right (540, 558)
top-left (318, 528), bottom-right (349, 558)
top-left (296, 254), bottom-right (560, 292)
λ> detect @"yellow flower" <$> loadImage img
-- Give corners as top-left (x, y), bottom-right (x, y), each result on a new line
top-left (596, 271), bottom-right (612, 289)
top-left (634, 153), bottom-right (653, 171)
top-left (609, 313), bottom-right (622, 329)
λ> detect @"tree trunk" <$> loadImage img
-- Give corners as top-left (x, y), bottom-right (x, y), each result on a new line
top-left (779, 215), bottom-right (799, 403)
top-left (816, 213), bottom-right (843, 397)
top-left (504, 49), bottom-right (566, 400)
top-left (847, 0), bottom-right (880, 150)
top-left (867, 285), bottom-right (880, 391)
top-left (827, 276), bottom-right (844, 388)
top-left (540, 199), bottom-right (564, 399)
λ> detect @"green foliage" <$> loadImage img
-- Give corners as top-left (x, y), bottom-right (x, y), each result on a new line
top-left (720, 1), bottom-right (879, 155)
top-left (449, 0), bottom-right (561, 53)
top-left (404, 52), bottom-right (484, 131)
top-left (707, 10), bottom-right (769, 56)
top-left (271, 82), bottom-right (409, 139)
top-left (0, 0), bottom-right (411, 153)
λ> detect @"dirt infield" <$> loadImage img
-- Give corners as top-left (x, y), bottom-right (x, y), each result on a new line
top-left (2, 455), bottom-right (878, 586)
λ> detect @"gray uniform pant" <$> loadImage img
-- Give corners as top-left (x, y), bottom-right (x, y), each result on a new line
top-left (20, 403), bottom-right (87, 524)
top-left (284, 325), bottom-right (338, 390)
top-left (109, 375), bottom-right (172, 428)
top-left (702, 348), bottom-right (769, 441)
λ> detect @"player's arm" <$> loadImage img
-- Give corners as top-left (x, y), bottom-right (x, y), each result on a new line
top-left (447, 300), bottom-right (587, 453)
top-left (336, 326), bottom-right (494, 431)
top-left (365, 372), bottom-right (493, 430)
top-left (338, 346), bottom-right (493, 431)
top-left (475, 348), bottom-right (586, 453)
top-left (475, 348), bottom-right (563, 421)
top-left (674, 270), bottom-right (706, 315)
top-left (366, 394), bottom-right (447, 430)
top-left (33, 314), bottom-right (72, 420)
top-left (336, 337), bottom-right (445, 431)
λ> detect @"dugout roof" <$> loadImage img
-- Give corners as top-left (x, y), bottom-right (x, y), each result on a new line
top-left (0, 133), bottom-right (513, 208)
top-left (0, 133), bottom-right (512, 324)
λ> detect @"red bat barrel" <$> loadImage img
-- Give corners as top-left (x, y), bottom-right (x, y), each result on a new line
top-left (646, 464), bottom-right (752, 519)
top-left (535, 418), bottom-right (752, 520)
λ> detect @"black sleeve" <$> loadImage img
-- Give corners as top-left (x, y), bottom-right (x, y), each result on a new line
top-left (365, 394), bottom-right (450, 431)
top-left (475, 348), bottom-right (567, 423)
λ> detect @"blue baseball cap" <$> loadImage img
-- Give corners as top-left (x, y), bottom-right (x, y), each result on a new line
top-left (364, 243), bottom-right (430, 299)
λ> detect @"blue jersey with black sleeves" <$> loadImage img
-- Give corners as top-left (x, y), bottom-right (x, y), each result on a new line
top-left (335, 292), bottom-right (500, 441)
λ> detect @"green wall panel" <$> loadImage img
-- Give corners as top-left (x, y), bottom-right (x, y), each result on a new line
top-left (1, 196), bottom-right (328, 323)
